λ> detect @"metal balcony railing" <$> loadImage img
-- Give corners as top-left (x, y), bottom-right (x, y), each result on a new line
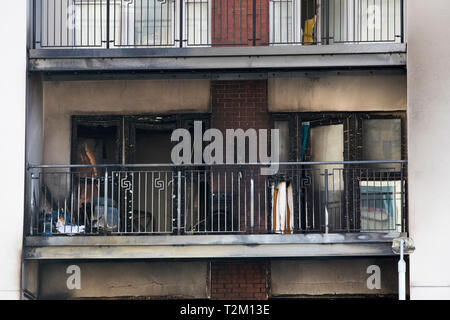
top-left (32, 0), bottom-right (404, 49)
top-left (27, 161), bottom-right (407, 236)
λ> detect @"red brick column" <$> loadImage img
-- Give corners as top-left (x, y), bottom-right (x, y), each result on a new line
top-left (209, 81), bottom-right (270, 300)
top-left (210, 261), bottom-right (269, 300)
top-left (211, 80), bottom-right (269, 135)
top-left (211, 80), bottom-right (270, 233)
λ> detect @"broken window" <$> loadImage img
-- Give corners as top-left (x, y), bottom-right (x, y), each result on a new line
top-left (70, 115), bottom-right (210, 234)
top-left (72, 117), bottom-right (122, 173)
top-left (360, 118), bottom-right (403, 231)
top-left (271, 112), bottom-right (405, 233)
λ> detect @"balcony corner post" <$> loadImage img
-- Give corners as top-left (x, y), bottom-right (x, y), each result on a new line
top-left (324, 168), bottom-right (329, 234)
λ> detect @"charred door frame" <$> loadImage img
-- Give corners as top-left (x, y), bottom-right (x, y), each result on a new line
top-left (125, 114), bottom-right (211, 235)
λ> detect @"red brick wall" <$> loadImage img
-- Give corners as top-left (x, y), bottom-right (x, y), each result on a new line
top-left (211, 80), bottom-right (269, 135)
top-left (211, 80), bottom-right (270, 233)
top-left (210, 261), bottom-right (269, 300)
top-left (211, 0), bottom-right (269, 46)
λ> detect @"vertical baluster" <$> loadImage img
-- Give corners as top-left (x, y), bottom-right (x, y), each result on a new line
top-left (177, 170), bottom-right (181, 234)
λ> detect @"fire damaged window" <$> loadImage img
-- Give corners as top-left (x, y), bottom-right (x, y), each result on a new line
top-left (271, 112), bottom-right (406, 233)
top-left (69, 114), bottom-right (210, 234)
top-left (359, 118), bottom-right (403, 231)
top-left (72, 114), bottom-right (210, 166)
top-left (271, 112), bottom-right (406, 163)
top-left (72, 117), bottom-right (122, 168)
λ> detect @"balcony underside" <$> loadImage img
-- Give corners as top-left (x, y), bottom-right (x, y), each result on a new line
top-left (28, 44), bottom-right (406, 72)
top-left (24, 232), bottom-right (402, 260)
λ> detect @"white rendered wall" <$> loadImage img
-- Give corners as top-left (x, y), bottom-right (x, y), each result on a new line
top-left (407, 0), bottom-right (450, 300)
top-left (0, 2), bottom-right (27, 299)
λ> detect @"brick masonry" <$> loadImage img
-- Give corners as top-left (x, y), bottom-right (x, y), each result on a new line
top-left (210, 80), bottom-right (270, 299)
top-left (210, 261), bottom-right (269, 300)
top-left (211, 79), bottom-right (270, 233)
top-left (211, 0), bottom-right (269, 46)
top-left (211, 80), bottom-right (270, 137)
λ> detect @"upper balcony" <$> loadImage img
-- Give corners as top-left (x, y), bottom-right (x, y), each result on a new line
top-left (28, 0), bottom-right (406, 72)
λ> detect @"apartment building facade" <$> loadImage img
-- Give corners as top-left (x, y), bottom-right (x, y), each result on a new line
top-left (1, 0), bottom-right (449, 300)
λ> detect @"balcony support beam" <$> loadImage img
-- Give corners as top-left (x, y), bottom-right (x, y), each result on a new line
top-left (24, 233), bottom-right (404, 260)
top-left (28, 44), bottom-right (406, 72)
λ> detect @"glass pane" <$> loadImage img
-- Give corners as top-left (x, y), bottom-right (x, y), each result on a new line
top-left (360, 180), bottom-right (402, 232)
top-left (274, 121), bottom-right (290, 162)
top-left (363, 119), bottom-right (401, 162)
top-left (310, 124), bottom-right (344, 163)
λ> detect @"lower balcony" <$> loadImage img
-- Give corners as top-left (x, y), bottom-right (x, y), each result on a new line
top-left (24, 161), bottom-right (407, 259)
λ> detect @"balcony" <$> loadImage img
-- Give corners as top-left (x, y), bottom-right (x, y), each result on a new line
top-left (29, 0), bottom-right (406, 72)
top-left (24, 161), bottom-right (407, 259)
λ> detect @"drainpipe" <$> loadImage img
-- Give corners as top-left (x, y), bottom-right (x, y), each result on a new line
top-left (393, 237), bottom-right (415, 301)
top-left (398, 239), bottom-right (406, 300)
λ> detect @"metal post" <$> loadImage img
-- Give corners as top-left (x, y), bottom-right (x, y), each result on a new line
top-left (177, 170), bottom-right (182, 234)
top-left (30, 173), bottom-right (36, 236)
top-left (104, 169), bottom-right (108, 230)
top-left (325, 0), bottom-right (330, 44)
top-left (250, 174), bottom-right (254, 232)
top-left (106, 0), bottom-right (110, 48)
top-left (252, 0), bottom-right (257, 46)
top-left (400, 0), bottom-right (404, 43)
top-left (179, 0), bottom-right (183, 48)
top-left (398, 239), bottom-right (406, 300)
top-left (324, 168), bottom-right (329, 233)
top-left (32, 0), bottom-right (36, 49)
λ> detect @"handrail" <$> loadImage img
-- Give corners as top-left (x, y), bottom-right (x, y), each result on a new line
top-left (28, 160), bottom-right (408, 170)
